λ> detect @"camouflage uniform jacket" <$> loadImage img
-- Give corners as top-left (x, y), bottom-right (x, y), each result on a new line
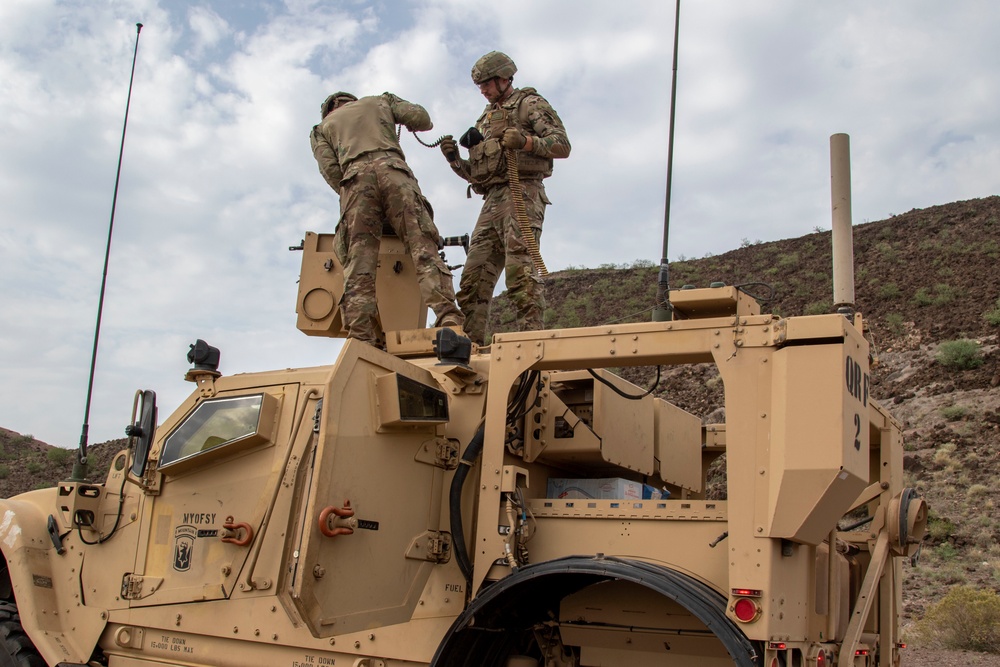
top-left (311, 93), bottom-right (431, 194)
top-left (448, 87), bottom-right (570, 191)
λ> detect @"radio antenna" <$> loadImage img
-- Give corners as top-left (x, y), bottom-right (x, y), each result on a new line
top-left (652, 0), bottom-right (681, 321)
top-left (72, 22), bottom-right (144, 481)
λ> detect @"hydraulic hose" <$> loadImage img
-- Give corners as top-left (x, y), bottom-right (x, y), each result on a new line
top-left (450, 424), bottom-right (486, 583)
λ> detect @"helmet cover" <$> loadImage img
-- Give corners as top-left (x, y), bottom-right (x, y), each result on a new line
top-left (471, 51), bottom-right (517, 84)
top-left (320, 91), bottom-right (358, 118)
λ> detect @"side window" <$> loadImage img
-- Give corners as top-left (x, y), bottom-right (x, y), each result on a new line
top-left (160, 394), bottom-right (276, 471)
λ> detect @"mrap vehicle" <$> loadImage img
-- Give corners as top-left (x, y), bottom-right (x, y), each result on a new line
top-left (0, 135), bottom-right (925, 667)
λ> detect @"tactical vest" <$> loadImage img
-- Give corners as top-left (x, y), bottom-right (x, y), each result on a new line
top-left (468, 87), bottom-right (553, 190)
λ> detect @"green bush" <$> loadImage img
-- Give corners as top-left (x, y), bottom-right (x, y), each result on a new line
top-left (26, 461), bottom-right (42, 474)
top-left (0, 465), bottom-right (9, 479)
top-left (777, 252), bottom-right (799, 268)
top-left (878, 283), bottom-right (901, 300)
top-left (911, 585), bottom-right (1000, 652)
top-left (913, 287), bottom-right (934, 307)
top-left (940, 405), bottom-right (968, 421)
top-left (46, 448), bottom-right (71, 465)
top-left (935, 339), bottom-right (984, 370)
top-left (884, 313), bottom-right (906, 336)
top-left (935, 542), bottom-right (958, 561)
top-left (926, 514), bottom-right (955, 541)
top-left (804, 301), bottom-right (828, 315)
top-left (984, 298), bottom-right (1000, 326)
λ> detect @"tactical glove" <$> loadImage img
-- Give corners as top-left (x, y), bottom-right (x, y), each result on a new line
top-left (501, 128), bottom-right (527, 150)
top-left (440, 136), bottom-right (459, 162)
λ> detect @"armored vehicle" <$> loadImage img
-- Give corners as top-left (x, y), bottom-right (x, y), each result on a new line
top-left (0, 136), bottom-right (925, 667)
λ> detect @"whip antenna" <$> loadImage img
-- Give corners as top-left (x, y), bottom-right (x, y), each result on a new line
top-left (652, 0), bottom-right (681, 321)
top-left (73, 22), bottom-right (143, 481)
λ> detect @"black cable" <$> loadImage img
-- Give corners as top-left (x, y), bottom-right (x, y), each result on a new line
top-left (587, 366), bottom-right (662, 400)
top-left (450, 423), bottom-right (486, 583)
top-left (840, 514), bottom-right (874, 532)
top-left (734, 282), bottom-right (776, 306)
top-left (77, 468), bottom-right (129, 545)
top-left (507, 371), bottom-right (542, 424)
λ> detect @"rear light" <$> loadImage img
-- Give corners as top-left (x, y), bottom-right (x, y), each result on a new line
top-left (816, 651), bottom-right (826, 665)
top-left (732, 597), bottom-right (761, 622)
top-left (768, 642), bottom-right (787, 650)
top-left (855, 649), bottom-right (869, 656)
top-left (731, 587), bottom-right (763, 598)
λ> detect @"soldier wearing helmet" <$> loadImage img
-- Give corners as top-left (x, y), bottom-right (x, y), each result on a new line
top-left (439, 51), bottom-right (570, 345)
top-left (311, 91), bottom-right (464, 347)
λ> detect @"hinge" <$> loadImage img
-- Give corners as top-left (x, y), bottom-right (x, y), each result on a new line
top-left (404, 530), bottom-right (452, 563)
top-left (120, 573), bottom-right (163, 600)
top-left (121, 573), bottom-right (143, 599)
top-left (312, 398), bottom-right (324, 434)
top-left (414, 437), bottom-right (459, 470)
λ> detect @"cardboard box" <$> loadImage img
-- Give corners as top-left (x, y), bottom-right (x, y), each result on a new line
top-left (546, 477), bottom-right (642, 500)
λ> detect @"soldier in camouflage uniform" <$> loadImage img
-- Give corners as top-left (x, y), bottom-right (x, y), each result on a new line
top-left (311, 92), bottom-right (464, 347)
top-left (439, 51), bottom-right (570, 345)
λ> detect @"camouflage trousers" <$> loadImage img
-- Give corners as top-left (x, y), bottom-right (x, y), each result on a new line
top-left (457, 179), bottom-right (548, 345)
top-left (337, 155), bottom-right (463, 346)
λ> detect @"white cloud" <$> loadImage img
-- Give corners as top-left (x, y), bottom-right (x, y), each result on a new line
top-left (188, 6), bottom-right (229, 54)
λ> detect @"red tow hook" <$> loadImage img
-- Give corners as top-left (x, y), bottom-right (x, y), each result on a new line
top-left (319, 500), bottom-right (357, 537)
top-left (220, 516), bottom-right (253, 546)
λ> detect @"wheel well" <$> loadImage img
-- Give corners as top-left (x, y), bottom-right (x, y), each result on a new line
top-left (431, 555), bottom-right (761, 666)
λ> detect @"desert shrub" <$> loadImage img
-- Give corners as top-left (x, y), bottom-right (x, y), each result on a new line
top-left (926, 514), bottom-right (955, 542)
top-left (913, 287), bottom-right (934, 307)
top-left (884, 313), bottom-right (906, 336)
top-left (940, 404), bottom-right (968, 421)
top-left (935, 339), bottom-right (984, 369)
top-left (967, 484), bottom-right (990, 500)
top-left (804, 301), bottom-right (828, 315)
top-left (878, 283), bottom-right (901, 299)
top-left (911, 585), bottom-right (1000, 653)
top-left (26, 461), bottom-right (42, 474)
top-left (932, 283), bottom-right (957, 305)
top-left (777, 252), bottom-right (799, 268)
top-left (46, 448), bottom-right (71, 465)
top-left (984, 298), bottom-right (1000, 326)
top-left (913, 284), bottom-right (957, 307)
top-left (874, 241), bottom-right (899, 262)
top-left (935, 542), bottom-right (959, 561)
top-left (0, 464), bottom-right (9, 479)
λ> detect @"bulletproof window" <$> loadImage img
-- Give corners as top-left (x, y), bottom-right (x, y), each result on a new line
top-left (160, 394), bottom-right (277, 471)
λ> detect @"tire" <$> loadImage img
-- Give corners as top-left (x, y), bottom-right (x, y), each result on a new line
top-left (0, 601), bottom-right (47, 667)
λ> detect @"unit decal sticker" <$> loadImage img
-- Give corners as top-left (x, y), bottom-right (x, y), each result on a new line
top-left (173, 524), bottom-right (196, 572)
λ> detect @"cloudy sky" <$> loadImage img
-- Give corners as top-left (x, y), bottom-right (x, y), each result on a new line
top-left (1, 0), bottom-right (997, 449)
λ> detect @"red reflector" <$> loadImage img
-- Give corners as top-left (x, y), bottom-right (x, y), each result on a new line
top-left (770, 659), bottom-right (779, 667)
top-left (731, 588), bottom-right (763, 597)
top-left (769, 642), bottom-right (787, 650)
top-left (733, 597), bottom-right (759, 622)
top-left (817, 652), bottom-right (825, 665)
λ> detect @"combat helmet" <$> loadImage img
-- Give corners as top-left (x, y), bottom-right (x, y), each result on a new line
top-left (471, 51), bottom-right (517, 84)
top-left (320, 91), bottom-right (358, 118)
